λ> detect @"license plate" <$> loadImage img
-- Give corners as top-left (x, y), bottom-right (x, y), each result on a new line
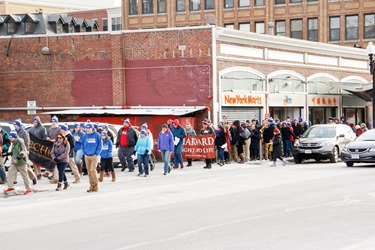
top-left (351, 154), bottom-right (359, 159)
top-left (305, 150), bottom-right (312, 154)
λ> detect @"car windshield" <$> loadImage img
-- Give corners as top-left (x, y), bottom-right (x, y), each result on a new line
top-left (356, 130), bottom-right (375, 141)
top-left (301, 126), bottom-right (336, 138)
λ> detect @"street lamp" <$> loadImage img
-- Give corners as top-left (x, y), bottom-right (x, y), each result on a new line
top-left (366, 42), bottom-right (375, 128)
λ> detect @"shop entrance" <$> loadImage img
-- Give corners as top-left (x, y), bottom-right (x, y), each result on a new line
top-left (309, 107), bottom-right (337, 125)
top-left (343, 108), bottom-right (365, 125)
top-left (270, 107), bottom-right (303, 121)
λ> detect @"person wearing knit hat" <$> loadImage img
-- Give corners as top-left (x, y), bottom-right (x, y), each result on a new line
top-left (270, 128), bottom-right (288, 167)
top-left (262, 118), bottom-right (276, 161)
top-left (72, 121), bottom-right (86, 176)
top-left (99, 131), bottom-right (115, 182)
top-left (117, 118), bottom-right (138, 172)
top-left (13, 118), bottom-right (37, 185)
top-left (141, 123), bottom-right (148, 130)
top-left (47, 116), bottom-right (61, 184)
top-left (134, 129), bottom-right (152, 177)
top-left (51, 116), bottom-right (58, 123)
top-left (185, 122), bottom-right (196, 167)
top-left (4, 130), bottom-right (33, 195)
top-left (81, 119), bottom-right (103, 192)
top-left (60, 124), bottom-right (81, 184)
top-left (140, 122), bottom-right (155, 171)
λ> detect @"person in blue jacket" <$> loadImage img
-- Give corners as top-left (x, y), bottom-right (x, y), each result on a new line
top-left (171, 119), bottom-right (186, 169)
top-left (81, 121), bottom-right (102, 192)
top-left (157, 124), bottom-right (174, 175)
top-left (72, 122), bottom-right (85, 176)
top-left (135, 129), bottom-right (152, 177)
top-left (99, 131), bottom-right (115, 182)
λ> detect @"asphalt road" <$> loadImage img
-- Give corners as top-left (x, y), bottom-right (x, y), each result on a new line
top-left (1, 159), bottom-right (375, 250)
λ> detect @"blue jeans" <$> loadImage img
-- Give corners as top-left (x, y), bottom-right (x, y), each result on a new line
top-left (0, 164), bottom-right (6, 182)
top-left (74, 149), bottom-right (84, 165)
top-left (218, 147), bottom-right (224, 162)
top-left (137, 154), bottom-right (149, 175)
top-left (283, 140), bottom-right (292, 157)
top-left (161, 150), bottom-right (171, 173)
top-left (57, 162), bottom-right (68, 183)
top-left (173, 142), bottom-right (184, 166)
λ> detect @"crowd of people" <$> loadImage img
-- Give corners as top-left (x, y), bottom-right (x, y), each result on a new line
top-left (0, 114), bottom-right (369, 195)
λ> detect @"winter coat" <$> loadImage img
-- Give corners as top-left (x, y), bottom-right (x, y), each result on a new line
top-left (100, 136), bottom-right (113, 159)
top-left (214, 128), bottom-right (226, 148)
top-left (16, 128), bottom-right (30, 150)
top-left (232, 120), bottom-right (245, 146)
top-left (272, 133), bottom-right (283, 159)
top-left (51, 141), bottom-right (70, 163)
top-left (263, 124), bottom-right (275, 143)
top-left (82, 131), bottom-right (103, 156)
top-left (29, 116), bottom-right (47, 140)
top-left (250, 128), bottom-right (260, 148)
top-left (135, 135), bottom-right (152, 155)
top-left (72, 130), bottom-right (85, 152)
top-left (171, 119), bottom-right (186, 146)
top-left (47, 126), bottom-right (60, 141)
top-left (11, 137), bottom-right (28, 166)
top-left (116, 126), bottom-right (138, 147)
top-left (65, 132), bottom-right (75, 158)
top-left (158, 130), bottom-right (174, 151)
top-left (0, 129), bottom-right (11, 152)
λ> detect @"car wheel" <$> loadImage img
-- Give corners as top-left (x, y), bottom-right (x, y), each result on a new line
top-left (330, 147), bottom-right (339, 163)
top-left (294, 156), bottom-right (302, 164)
top-left (346, 162), bottom-right (354, 167)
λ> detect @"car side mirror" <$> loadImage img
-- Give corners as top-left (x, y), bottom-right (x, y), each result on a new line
top-left (338, 134), bottom-right (345, 137)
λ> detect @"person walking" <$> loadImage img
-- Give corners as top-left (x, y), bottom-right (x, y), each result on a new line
top-left (4, 131), bottom-right (32, 195)
top-left (28, 116), bottom-right (47, 180)
top-left (116, 118), bottom-right (138, 173)
top-left (46, 116), bottom-right (60, 183)
top-left (52, 132), bottom-right (70, 191)
top-left (99, 131), bottom-right (115, 182)
top-left (215, 121), bottom-right (227, 166)
top-left (270, 128), bottom-right (288, 167)
top-left (0, 125), bottom-right (11, 185)
top-left (201, 119), bottom-right (215, 169)
top-left (72, 122), bottom-right (85, 176)
top-left (135, 129), bottom-right (152, 177)
top-left (60, 124), bottom-right (81, 184)
top-left (171, 119), bottom-right (186, 169)
top-left (157, 124), bottom-right (174, 175)
top-left (232, 120), bottom-right (245, 164)
top-left (185, 122), bottom-right (196, 167)
top-left (82, 121), bottom-right (103, 193)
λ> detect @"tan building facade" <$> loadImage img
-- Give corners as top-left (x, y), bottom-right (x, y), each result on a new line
top-left (122, 0), bottom-right (375, 48)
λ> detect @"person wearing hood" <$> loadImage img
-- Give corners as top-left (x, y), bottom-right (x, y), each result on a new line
top-left (82, 121), bottom-right (103, 192)
top-left (116, 118), bottom-right (138, 172)
top-left (99, 131), bottom-right (115, 182)
top-left (270, 128), bottom-right (288, 167)
top-left (171, 119), bottom-right (186, 169)
top-left (185, 122), bottom-right (196, 167)
top-left (52, 131), bottom-right (70, 191)
top-left (45, 116), bottom-right (60, 183)
top-left (13, 119), bottom-right (37, 185)
top-left (28, 116), bottom-right (48, 180)
top-left (262, 118), bottom-right (275, 161)
top-left (201, 119), bottom-right (215, 169)
top-left (4, 131), bottom-right (33, 195)
top-left (60, 124), bottom-right (80, 184)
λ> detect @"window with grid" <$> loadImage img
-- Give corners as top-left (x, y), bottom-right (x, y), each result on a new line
top-left (189, 0), bottom-right (200, 11)
top-left (329, 16), bottom-right (340, 41)
top-left (112, 17), bottom-right (122, 30)
top-left (24, 21), bottom-right (35, 34)
top-left (7, 22), bottom-right (16, 34)
top-left (290, 0), bottom-right (302, 4)
top-left (275, 0), bottom-right (285, 5)
top-left (276, 20), bottom-right (285, 36)
top-left (129, 0), bottom-right (138, 15)
top-left (345, 15), bottom-right (358, 40)
top-left (142, 0), bottom-right (153, 14)
top-left (239, 0), bottom-right (250, 7)
top-left (254, 0), bottom-right (264, 6)
top-left (56, 22), bottom-right (63, 33)
top-left (205, 0), bottom-right (214, 9)
top-left (365, 14), bottom-right (375, 39)
top-left (308, 18), bottom-right (318, 41)
top-left (291, 19), bottom-right (303, 39)
top-left (102, 19), bottom-right (108, 31)
top-left (158, 0), bottom-right (166, 13)
top-left (224, 0), bottom-right (234, 8)
top-left (239, 23), bottom-right (250, 32)
top-left (177, 0), bottom-right (185, 12)
top-left (255, 22), bottom-right (265, 34)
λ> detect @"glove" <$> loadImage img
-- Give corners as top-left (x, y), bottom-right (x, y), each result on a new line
top-left (54, 158), bottom-right (59, 162)
top-left (133, 151), bottom-right (136, 155)
top-left (16, 155), bottom-right (23, 161)
top-left (145, 150), bottom-right (149, 155)
top-left (116, 144), bottom-right (119, 149)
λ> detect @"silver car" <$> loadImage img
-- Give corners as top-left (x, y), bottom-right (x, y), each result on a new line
top-left (293, 124), bottom-right (356, 164)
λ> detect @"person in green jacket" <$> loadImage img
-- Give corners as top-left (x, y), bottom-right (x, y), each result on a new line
top-left (4, 131), bottom-right (32, 195)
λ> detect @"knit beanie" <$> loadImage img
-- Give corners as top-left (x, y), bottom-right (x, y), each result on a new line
top-left (51, 116), bottom-right (58, 123)
top-left (9, 130), bottom-right (18, 138)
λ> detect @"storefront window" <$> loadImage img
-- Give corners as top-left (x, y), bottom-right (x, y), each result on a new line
top-left (268, 74), bottom-right (305, 93)
top-left (308, 77), bottom-right (339, 94)
top-left (221, 71), bottom-right (263, 92)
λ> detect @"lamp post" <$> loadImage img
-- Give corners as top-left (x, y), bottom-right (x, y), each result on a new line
top-left (366, 42), bottom-right (375, 128)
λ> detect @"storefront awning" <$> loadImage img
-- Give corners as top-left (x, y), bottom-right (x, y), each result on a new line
top-left (42, 106), bottom-right (207, 116)
top-left (324, 82), bottom-right (373, 102)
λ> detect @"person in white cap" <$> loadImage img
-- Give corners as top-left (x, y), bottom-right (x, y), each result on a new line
top-left (4, 131), bottom-right (33, 195)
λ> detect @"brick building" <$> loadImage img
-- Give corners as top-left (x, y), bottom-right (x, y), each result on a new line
top-left (0, 26), bottom-right (372, 131)
top-left (121, 0), bottom-right (375, 48)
